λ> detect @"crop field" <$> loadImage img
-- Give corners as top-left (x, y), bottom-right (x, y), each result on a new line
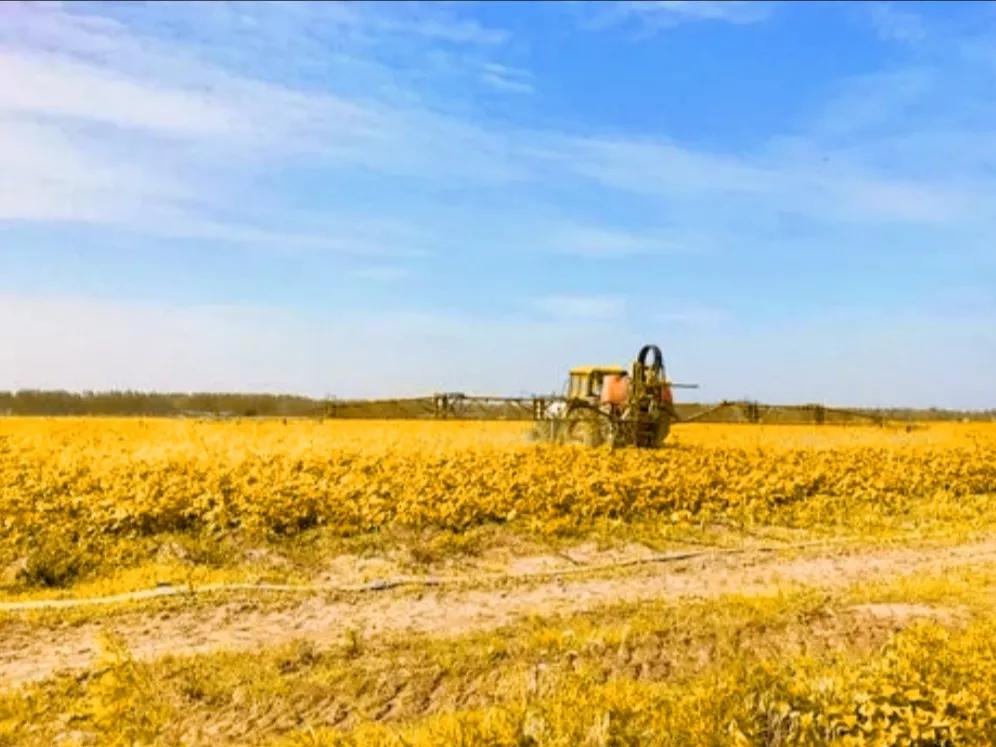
top-left (3, 418), bottom-right (996, 745)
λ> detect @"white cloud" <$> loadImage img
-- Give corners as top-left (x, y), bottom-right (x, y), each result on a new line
top-left (0, 44), bottom-right (384, 150)
top-left (0, 4), bottom-right (542, 215)
top-left (0, 117), bottom-right (188, 223)
top-left (625, 1), bottom-right (771, 24)
top-left (348, 265), bottom-right (411, 282)
top-left (866, 3), bottom-right (927, 45)
top-left (530, 295), bottom-right (626, 321)
top-left (545, 225), bottom-right (684, 257)
top-left (0, 0), bottom-right (981, 249)
top-left (808, 68), bottom-right (934, 140)
top-left (479, 62), bottom-right (535, 94)
top-left (654, 306), bottom-right (729, 327)
top-left (244, 2), bottom-right (510, 47)
top-left (0, 2), bottom-right (509, 53)
top-left (589, 1), bottom-right (774, 34)
top-left (0, 7), bottom-right (518, 246)
top-left (560, 137), bottom-right (774, 195)
top-left (0, 106), bottom-right (435, 256)
top-left (553, 135), bottom-right (971, 225)
top-left (399, 16), bottom-right (508, 46)
top-left (0, 49), bottom-right (242, 138)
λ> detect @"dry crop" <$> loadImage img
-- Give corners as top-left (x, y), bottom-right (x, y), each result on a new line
top-left (2, 419), bottom-right (996, 590)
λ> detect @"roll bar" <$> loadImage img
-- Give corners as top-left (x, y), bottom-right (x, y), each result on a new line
top-left (636, 344), bottom-right (663, 373)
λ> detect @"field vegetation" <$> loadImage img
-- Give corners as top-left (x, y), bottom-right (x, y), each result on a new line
top-left (2, 418), bottom-right (996, 745)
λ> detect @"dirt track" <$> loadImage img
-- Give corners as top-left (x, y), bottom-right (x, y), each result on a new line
top-left (3, 538), bottom-right (995, 688)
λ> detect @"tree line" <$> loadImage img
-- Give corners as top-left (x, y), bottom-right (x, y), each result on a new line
top-left (0, 390), bottom-right (323, 417)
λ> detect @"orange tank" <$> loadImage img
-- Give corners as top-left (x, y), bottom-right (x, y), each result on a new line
top-left (600, 374), bottom-right (629, 406)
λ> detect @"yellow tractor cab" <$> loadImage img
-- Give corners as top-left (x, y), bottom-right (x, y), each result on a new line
top-left (567, 365), bottom-right (626, 400)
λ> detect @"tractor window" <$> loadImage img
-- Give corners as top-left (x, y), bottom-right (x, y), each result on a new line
top-left (591, 374), bottom-right (602, 397)
top-left (569, 373), bottom-right (592, 399)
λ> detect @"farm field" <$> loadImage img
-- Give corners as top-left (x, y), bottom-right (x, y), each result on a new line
top-left (3, 418), bottom-right (996, 745)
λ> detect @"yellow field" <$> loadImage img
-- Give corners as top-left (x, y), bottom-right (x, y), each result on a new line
top-left (3, 419), bottom-right (995, 562)
top-left (3, 417), bottom-right (996, 745)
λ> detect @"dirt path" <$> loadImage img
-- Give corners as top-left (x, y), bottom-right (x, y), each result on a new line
top-left (3, 538), bottom-right (996, 689)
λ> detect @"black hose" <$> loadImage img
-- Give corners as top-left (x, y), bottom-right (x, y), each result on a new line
top-left (637, 344), bottom-right (663, 372)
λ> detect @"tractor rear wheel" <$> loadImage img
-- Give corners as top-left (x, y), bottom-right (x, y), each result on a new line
top-left (561, 405), bottom-right (614, 447)
top-left (565, 416), bottom-right (607, 447)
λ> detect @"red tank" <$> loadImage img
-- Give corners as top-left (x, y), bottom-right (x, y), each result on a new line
top-left (600, 374), bottom-right (629, 406)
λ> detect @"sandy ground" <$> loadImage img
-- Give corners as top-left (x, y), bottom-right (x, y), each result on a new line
top-left (2, 538), bottom-right (993, 688)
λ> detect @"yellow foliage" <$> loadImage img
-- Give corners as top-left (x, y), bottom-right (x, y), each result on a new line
top-left (2, 419), bottom-right (996, 578)
top-left (285, 618), bottom-right (996, 746)
top-left (3, 418), bottom-right (996, 744)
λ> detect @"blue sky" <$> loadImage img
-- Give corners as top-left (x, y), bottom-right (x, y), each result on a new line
top-left (1, 1), bottom-right (994, 407)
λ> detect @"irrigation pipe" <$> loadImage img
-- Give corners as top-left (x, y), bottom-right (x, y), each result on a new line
top-left (0, 540), bottom-right (841, 612)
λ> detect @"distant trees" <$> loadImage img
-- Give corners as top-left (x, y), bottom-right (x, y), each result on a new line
top-left (863, 406), bottom-right (996, 423)
top-left (0, 390), bottom-right (322, 417)
top-left (0, 390), bottom-right (992, 421)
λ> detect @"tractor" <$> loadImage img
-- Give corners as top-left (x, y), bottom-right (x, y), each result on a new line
top-left (543, 344), bottom-right (689, 449)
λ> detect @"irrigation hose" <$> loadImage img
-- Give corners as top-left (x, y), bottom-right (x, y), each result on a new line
top-left (0, 540), bottom-right (838, 612)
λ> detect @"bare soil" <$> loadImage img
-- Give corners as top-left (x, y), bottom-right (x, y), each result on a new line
top-left (2, 538), bottom-right (993, 689)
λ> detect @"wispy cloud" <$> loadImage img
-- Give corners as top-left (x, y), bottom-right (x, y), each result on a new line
top-left (0, 41), bottom-right (392, 154)
top-left (530, 295), bottom-right (626, 321)
top-left (0, 111), bottom-right (434, 255)
top-left (0, 4), bottom-right (522, 249)
top-left (544, 224), bottom-right (685, 257)
top-left (808, 68), bottom-right (934, 140)
top-left (348, 265), bottom-right (411, 282)
top-left (654, 305), bottom-right (730, 327)
top-left (865, 3), bottom-right (927, 45)
top-left (0, 49), bottom-right (243, 138)
top-left (2, 0), bottom-right (978, 254)
top-left (256, 2), bottom-right (510, 47)
top-left (479, 62), bottom-right (535, 94)
top-left (0, 116), bottom-right (188, 223)
top-left (588, 1), bottom-right (774, 34)
top-left (551, 135), bottom-right (971, 225)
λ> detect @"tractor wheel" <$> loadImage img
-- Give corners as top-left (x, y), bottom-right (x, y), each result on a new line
top-left (564, 409), bottom-right (614, 448)
top-left (565, 417), bottom-right (599, 447)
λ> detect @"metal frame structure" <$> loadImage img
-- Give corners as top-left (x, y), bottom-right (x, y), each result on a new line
top-left (320, 343), bottom-right (882, 436)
